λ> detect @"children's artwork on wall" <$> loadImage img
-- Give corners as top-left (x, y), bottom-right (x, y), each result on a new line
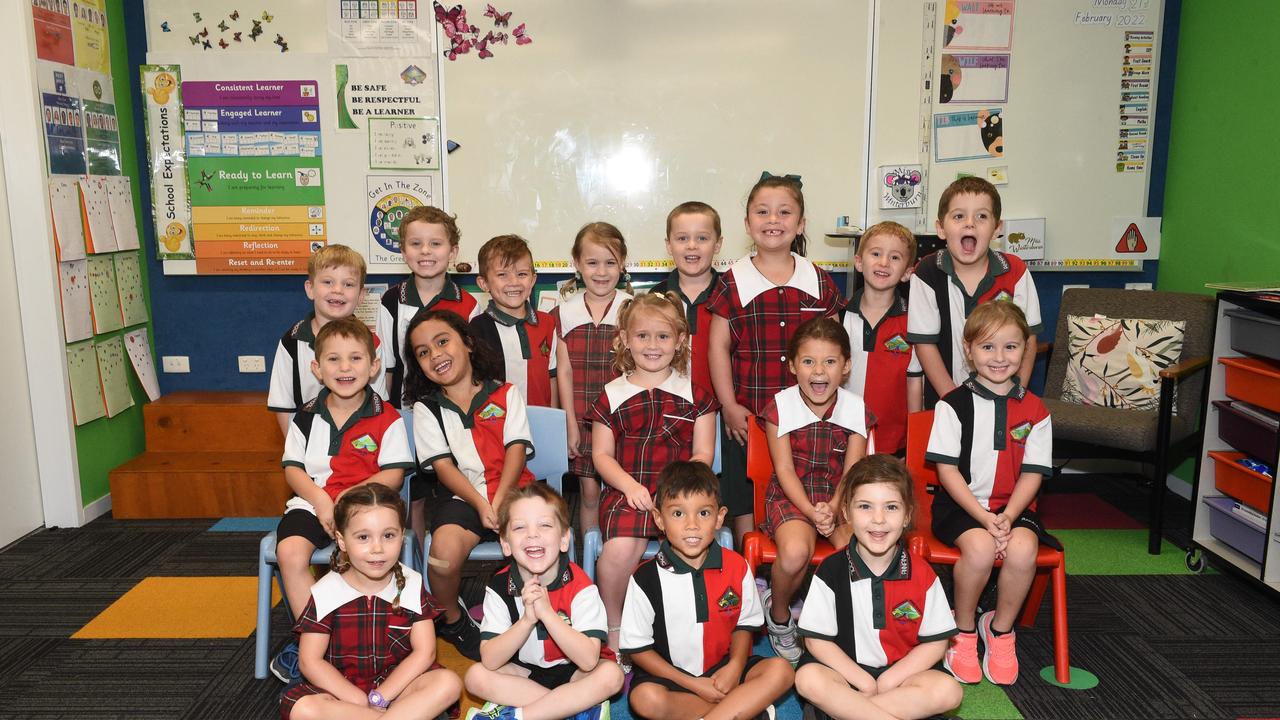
top-left (123, 328), bottom-right (162, 402)
top-left (106, 176), bottom-right (140, 250)
top-left (96, 335), bottom-right (135, 417)
top-left (938, 53), bottom-right (1010, 104)
top-left (59, 259), bottom-right (94, 343)
top-left (114, 252), bottom-right (149, 327)
top-left (879, 165), bottom-right (924, 209)
top-left (934, 107), bottom-right (1005, 162)
top-left (942, 0), bottom-right (1015, 51)
top-left (1001, 218), bottom-right (1046, 260)
top-left (86, 254), bottom-right (123, 333)
top-left (67, 340), bottom-right (106, 425)
top-left (49, 176), bottom-right (87, 262)
top-left (79, 176), bottom-right (118, 253)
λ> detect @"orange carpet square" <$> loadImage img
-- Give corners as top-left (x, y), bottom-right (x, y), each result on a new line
top-left (73, 577), bottom-right (280, 639)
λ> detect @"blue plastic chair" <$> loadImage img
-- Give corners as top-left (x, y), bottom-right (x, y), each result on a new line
top-left (421, 405), bottom-right (574, 591)
top-left (253, 410), bottom-right (417, 679)
top-left (581, 414), bottom-right (730, 580)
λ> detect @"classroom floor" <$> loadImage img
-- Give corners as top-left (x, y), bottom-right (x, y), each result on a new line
top-left (0, 475), bottom-right (1277, 720)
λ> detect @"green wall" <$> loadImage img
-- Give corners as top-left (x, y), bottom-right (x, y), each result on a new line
top-left (73, 0), bottom-right (154, 505)
top-left (1158, 0), bottom-right (1280, 293)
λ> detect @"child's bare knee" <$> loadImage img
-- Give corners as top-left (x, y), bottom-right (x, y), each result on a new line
top-left (628, 683), bottom-right (663, 714)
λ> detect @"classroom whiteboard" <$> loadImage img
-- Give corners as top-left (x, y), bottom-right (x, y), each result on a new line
top-left (443, 0), bottom-right (874, 272)
top-left (868, 0), bottom-right (1163, 269)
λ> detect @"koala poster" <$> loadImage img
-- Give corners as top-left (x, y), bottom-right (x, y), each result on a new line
top-left (880, 165), bottom-right (924, 209)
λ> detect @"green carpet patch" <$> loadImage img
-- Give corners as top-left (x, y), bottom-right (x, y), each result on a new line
top-left (1056, 530), bottom-right (1212, 575)
top-left (955, 679), bottom-right (1023, 719)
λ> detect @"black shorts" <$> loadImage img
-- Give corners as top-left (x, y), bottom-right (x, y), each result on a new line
top-left (719, 422), bottom-right (752, 518)
top-left (410, 468), bottom-right (439, 502)
top-left (795, 652), bottom-right (945, 677)
top-left (930, 499), bottom-right (1061, 550)
top-left (518, 661), bottom-right (580, 690)
top-left (277, 508), bottom-right (332, 549)
top-left (428, 497), bottom-right (499, 543)
top-left (629, 654), bottom-right (766, 702)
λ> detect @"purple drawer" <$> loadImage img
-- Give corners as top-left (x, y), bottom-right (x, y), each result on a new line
top-left (1203, 496), bottom-right (1265, 563)
top-left (1214, 400), bottom-right (1279, 465)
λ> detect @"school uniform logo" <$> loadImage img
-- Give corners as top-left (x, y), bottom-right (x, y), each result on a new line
top-left (883, 334), bottom-right (910, 354)
top-left (478, 402), bottom-right (506, 420)
top-left (351, 434), bottom-right (379, 453)
top-left (891, 600), bottom-right (921, 623)
top-left (717, 587), bottom-right (740, 611)
top-left (557, 609), bottom-right (572, 626)
top-left (540, 339), bottom-right (551, 357)
top-left (1010, 421), bottom-right (1033, 442)
top-left (991, 290), bottom-right (1013, 302)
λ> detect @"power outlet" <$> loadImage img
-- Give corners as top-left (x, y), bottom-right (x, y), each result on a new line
top-left (162, 356), bottom-right (190, 373)
top-left (238, 355), bottom-right (267, 373)
top-left (1125, 282), bottom-right (1154, 291)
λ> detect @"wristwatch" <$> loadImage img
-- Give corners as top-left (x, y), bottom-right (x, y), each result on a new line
top-left (368, 688), bottom-right (390, 708)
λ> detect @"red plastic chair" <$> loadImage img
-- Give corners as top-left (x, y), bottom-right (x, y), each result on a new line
top-left (741, 417), bottom-right (840, 574)
top-left (906, 410), bottom-right (1071, 684)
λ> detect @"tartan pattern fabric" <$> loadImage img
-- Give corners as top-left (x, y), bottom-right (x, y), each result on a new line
top-left (706, 262), bottom-right (843, 414)
top-left (759, 397), bottom-right (857, 534)
top-left (553, 307), bottom-right (622, 479)
top-left (280, 581), bottom-right (442, 717)
top-left (588, 377), bottom-right (718, 540)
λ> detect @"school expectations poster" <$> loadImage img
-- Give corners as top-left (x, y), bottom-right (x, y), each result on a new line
top-left (182, 79), bottom-right (327, 274)
top-left (140, 65), bottom-right (193, 259)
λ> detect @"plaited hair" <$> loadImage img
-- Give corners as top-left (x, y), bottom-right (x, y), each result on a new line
top-left (331, 483), bottom-right (409, 610)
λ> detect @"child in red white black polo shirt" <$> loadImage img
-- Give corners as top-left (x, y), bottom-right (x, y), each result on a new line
top-left (649, 201), bottom-right (725, 399)
top-left (406, 310), bottom-right (537, 661)
top-left (926, 301), bottom-right (1055, 686)
top-left (463, 484), bottom-right (623, 720)
top-left (621, 461), bottom-right (793, 720)
top-left (842, 221), bottom-right (924, 456)
top-left (795, 456), bottom-right (961, 720)
top-left (708, 173), bottom-right (844, 543)
top-left (272, 317), bottom-right (414, 683)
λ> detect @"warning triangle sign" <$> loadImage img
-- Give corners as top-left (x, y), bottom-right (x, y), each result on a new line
top-left (1116, 223), bottom-right (1148, 253)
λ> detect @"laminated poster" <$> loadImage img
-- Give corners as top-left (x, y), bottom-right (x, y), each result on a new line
top-left (939, 53), bottom-right (1010, 104)
top-left (335, 59), bottom-right (438, 130)
top-left (1001, 218), bottom-right (1045, 261)
top-left (879, 165), bottom-right (924, 210)
top-left (139, 65), bottom-right (193, 259)
top-left (942, 0), bottom-right (1015, 51)
top-left (58, 259), bottom-right (93, 343)
top-left (79, 176), bottom-right (117, 253)
top-left (934, 107), bottom-right (1005, 163)
top-left (123, 327), bottom-right (161, 402)
top-left (369, 117), bottom-right (439, 170)
top-left (367, 175), bottom-right (434, 265)
top-left (330, 0), bottom-right (435, 56)
top-left (86, 253), bottom-right (123, 333)
top-left (33, 0), bottom-right (75, 64)
top-left (1111, 217), bottom-right (1161, 260)
top-left (96, 335), bottom-right (134, 417)
top-left (49, 176), bottom-right (87, 261)
top-left (106, 176), bottom-right (140, 250)
top-left (42, 85), bottom-right (87, 176)
top-left (114, 252), bottom-right (149, 327)
top-left (67, 340), bottom-right (106, 425)
top-left (71, 0), bottom-right (110, 74)
top-left (80, 73), bottom-right (121, 176)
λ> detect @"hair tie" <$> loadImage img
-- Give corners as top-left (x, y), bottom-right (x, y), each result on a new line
top-left (760, 171), bottom-right (803, 189)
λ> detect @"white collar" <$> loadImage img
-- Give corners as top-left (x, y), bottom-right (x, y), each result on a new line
top-left (731, 253), bottom-right (821, 306)
top-left (311, 564), bottom-right (423, 620)
top-left (557, 290), bottom-right (632, 333)
top-left (773, 385), bottom-right (867, 437)
top-left (602, 370), bottom-right (695, 412)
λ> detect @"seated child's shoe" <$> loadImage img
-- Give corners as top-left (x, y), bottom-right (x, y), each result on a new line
top-left (269, 641), bottom-right (300, 683)
top-left (437, 608), bottom-right (482, 661)
top-left (943, 630), bottom-right (982, 684)
top-left (762, 590), bottom-right (802, 663)
top-left (753, 704), bottom-right (776, 720)
top-left (464, 703), bottom-right (516, 720)
top-left (569, 699), bottom-right (610, 720)
top-left (977, 611), bottom-right (1019, 685)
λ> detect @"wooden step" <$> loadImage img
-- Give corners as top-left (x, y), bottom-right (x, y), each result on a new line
top-left (109, 451), bottom-right (290, 519)
top-left (144, 391), bottom-right (283, 454)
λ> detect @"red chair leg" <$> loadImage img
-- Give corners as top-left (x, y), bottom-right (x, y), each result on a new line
top-left (1019, 570), bottom-right (1050, 627)
top-left (1051, 560), bottom-right (1070, 684)
top-left (743, 534), bottom-right (762, 573)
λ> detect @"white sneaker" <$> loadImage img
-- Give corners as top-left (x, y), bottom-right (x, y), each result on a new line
top-left (762, 589), bottom-right (801, 663)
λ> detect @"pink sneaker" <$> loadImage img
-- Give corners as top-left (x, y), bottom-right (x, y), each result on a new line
top-left (944, 630), bottom-right (982, 684)
top-left (977, 611), bottom-right (1019, 685)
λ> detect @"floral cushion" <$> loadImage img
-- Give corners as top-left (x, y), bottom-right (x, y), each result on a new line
top-left (1060, 315), bottom-right (1185, 413)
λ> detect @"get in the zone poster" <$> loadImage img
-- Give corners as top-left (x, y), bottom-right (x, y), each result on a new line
top-left (183, 80), bottom-right (326, 274)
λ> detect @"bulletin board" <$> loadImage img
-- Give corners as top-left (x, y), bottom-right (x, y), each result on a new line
top-left (867, 0), bottom-right (1165, 269)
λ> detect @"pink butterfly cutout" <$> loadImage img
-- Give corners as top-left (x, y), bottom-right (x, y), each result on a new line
top-left (485, 4), bottom-right (511, 26)
top-left (513, 23), bottom-right (531, 45)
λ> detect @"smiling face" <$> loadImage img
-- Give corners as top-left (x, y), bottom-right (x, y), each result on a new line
top-left (336, 505), bottom-right (404, 585)
top-left (311, 333), bottom-right (379, 401)
top-left (305, 264), bottom-right (363, 323)
top-left (624, 310), bottom-right (683, 376)
top-left (847, 481), bottom-right (909, 567)
top-left (409, 318), bottom-right (473, 389)
top-left (745, 186), bottom-right (806, 254)
top-left (789, 337), bottom-right (851, 412)
top-left (478, 255), bottom-right (536, 316)
top-left (965, 320), bottom-right (1026, 392)
top-left (653, 490), bottom-right (727, 568)
top-left (854, 232), bottom-right (913, 292)
top-left (400, 220), bottom-right (458, 280)
top-left (936, 191), bottom-right (1001, 268)
top-left (499, 496), bottom-right (571, 581)
top-left (573, 239), bottom-right (622, 299)
top-left (666, 212), bottom-right (722, 278)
